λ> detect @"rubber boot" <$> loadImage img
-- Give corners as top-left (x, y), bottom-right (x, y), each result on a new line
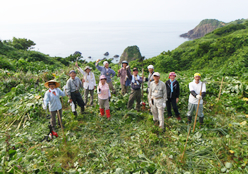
top-left (187, 116), bottom-right (192, 124)
top-left (106, 109), bottom-right (111, 119)
top-left (100, 108), bottom-right (105, 116)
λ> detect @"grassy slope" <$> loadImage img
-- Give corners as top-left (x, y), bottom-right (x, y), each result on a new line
top-left (0, 22), bottom-right (248, 173)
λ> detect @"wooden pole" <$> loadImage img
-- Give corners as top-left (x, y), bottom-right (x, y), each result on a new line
top-left (218, 77), bottom-right (224, 100)
top-left (57, 110), bottom-right (66, 144)
top-left (181, 126), bottom-right (191, 161)
top-left (192, 82), bottom-right (204, 133)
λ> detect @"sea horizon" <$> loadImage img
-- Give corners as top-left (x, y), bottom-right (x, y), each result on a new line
top-left (0, 20), bottom-right (200, 62)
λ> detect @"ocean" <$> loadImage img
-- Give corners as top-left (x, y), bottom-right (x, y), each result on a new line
top-left (0, 20), bottom-right (199, 62)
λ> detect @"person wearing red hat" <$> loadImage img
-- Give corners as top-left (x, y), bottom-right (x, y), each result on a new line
top-left (165, 72), bottom-right (181, 120)
top-left (97, 75), bottom-right (111, 119)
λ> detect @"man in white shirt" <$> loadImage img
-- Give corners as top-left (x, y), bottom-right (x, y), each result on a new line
top-left (76, 63), bottom-right (96, 106)
top-left (187, 73), bottom-right (206, 124)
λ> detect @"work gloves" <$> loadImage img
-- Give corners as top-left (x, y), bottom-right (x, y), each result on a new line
top-left (196, 95), bottom-right (202, 100)
top-left (163, 103), bottom-right (166, 108)
top-left (43, 104), bottom-right (47, 110)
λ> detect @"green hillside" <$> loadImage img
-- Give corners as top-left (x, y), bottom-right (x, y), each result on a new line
top-left (130, 21), bottom-right (248, 79)
top-left (0, 22), bottom-right (248, 173)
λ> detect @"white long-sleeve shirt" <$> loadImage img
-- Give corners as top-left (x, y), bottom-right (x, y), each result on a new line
top-left (78, 67), bottom-right (96, 90)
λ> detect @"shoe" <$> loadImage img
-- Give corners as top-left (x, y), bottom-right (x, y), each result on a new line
top-left (187, 116), bottom-right (192, 124)
top-left (52, 131), bottom-right (58, 138)
top-left (176, 116), bottom-right (182, 121)
top-left (154, 120), bottom-right (159, 126)
top-left (199, 117), bottom-right (204, 124)
top-left (81, 107), bottom-right (84, 114)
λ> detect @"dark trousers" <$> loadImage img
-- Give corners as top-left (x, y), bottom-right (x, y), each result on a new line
top-left (166, 98), bottom-right (180, 117)
top-left (50, 109), bottom-right (62, 130)
top-left (71, 91), bottom-right (84, 111)
top-left (127, 89), bottom-right (141, 111)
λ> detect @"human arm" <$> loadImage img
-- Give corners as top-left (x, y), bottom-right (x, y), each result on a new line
top-left (117, 69), bottom-right (121, 77)
top-left (77, 67), bottom-right (86, 76)
top-left (57, 88), bottom-right (66, 97)
top-left (65, 79), bottom-right (72, 99)
top-left (110, 69), bottom-right (116, 77)
top-left (43, 91), bottom-right (50, 109)
top-left (126, 69), bottom-right (132, 80)
top-left (162, 83), bottom-right (167, 102)
top-left (92, 73), bottom-right (96, 89)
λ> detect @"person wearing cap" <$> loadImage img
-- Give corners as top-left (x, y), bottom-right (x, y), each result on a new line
top-left (95, 59), bottom-right (116, 94)
top-left (43, 80), bottom-right (65, 130)
top-left (187, 73), bottom-right (206, 124)
top-left (97, 75), bottom-right (111, 118)
top-left (65, 70), bottom-right (85, 116)
top-left (127, 67), bottom-right (143, 111)
top-left (165, 72), bottom-right (181, 120)
top-left (76, 62), bottom-right (96, 106)
top-left (149, 72), bottom-right (167, 131)
top-left (117, 60), bottom-right (130, 95)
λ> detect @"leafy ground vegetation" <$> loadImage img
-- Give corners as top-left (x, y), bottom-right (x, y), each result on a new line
top-left (0, 21), bottom-right (248, 173)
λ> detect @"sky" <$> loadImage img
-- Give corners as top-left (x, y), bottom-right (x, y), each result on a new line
top-left (0, 0), bottom-right (247, 23)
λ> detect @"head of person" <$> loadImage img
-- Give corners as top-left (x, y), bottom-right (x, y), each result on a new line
top-left (133, 67), bottom-right (139, 76)
top-left (100, 75), bottom-right (107, 84)
top-left (194, 73), bottom-right (201, 82)
top-left (169, 72), bottom-right (176, 81)
top-left (69, 70), bottom-right (77, 79)
top-left (84, 66), bottom-right (92, 74)
top-left (44, 80), bottom-right (60, 89)
top-left (122, 61), bottom-right (128, 68)
top-left (153, 72), bottom-right (160, 82)
top-left (48, 83), bottom-right (56, 89)
top-left (147, 65), bottom-right (154, 73)
top-left (103, 61), bottom-right (109, 68)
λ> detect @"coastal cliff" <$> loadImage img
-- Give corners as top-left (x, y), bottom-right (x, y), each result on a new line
top-left (180, 19), bottom-right (225, 39)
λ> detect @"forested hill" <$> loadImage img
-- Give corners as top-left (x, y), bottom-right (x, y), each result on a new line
top-left (130, 21), bottom-right (248, 79)
top-left (180, 18), bottom-right (248, 39)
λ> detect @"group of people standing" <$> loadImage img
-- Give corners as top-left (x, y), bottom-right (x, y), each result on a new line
top-left (43, 60), bottom-right (206, 132)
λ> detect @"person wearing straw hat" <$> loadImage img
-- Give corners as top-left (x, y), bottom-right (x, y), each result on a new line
top-left (95, 59), bottom-right (116, 94)
top-left (117, 60), bottom-right (130, 95)
top-left (76, 63), bottom-right (96, 106)
top-left (97, 75), bottom-right (111, 119)
top-left (127, 67), bottom-right (143, 111)
top-left (149, 72), bottom-right (167, 131)
top-left (65, 70), bottom-right (85, 116)
top-left (166, 72), bottom-right (181, 120)
top-left (187, 73), bottom-right (206, 124)
top-left (43, 80), bottom-right (65, 130)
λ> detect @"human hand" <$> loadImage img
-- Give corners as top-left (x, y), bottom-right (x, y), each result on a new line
top-left (196, 95), bottom-right (202, 100)
top-left (75, 62), bottom-right (78, 67)
top-left (163, 103), bottom-right (166, 108)
top-left (43, 105), bottom-right (47, 110)
top-left (96, 59), bottom-right (100, 63)
top-left (118, 69), bottom-right (120, 73)
top-left (126, 65), bottom-right (129, 69)
top-left (69, 99), bottom-right (72, 103)
top-left (176, 98), bottom-right (179, 103)
top-left (82, 79), bottom-right (85, 83)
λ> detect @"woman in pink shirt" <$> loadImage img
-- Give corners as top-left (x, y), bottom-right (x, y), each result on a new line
top-left (97, 75), bottom-right (111, 118)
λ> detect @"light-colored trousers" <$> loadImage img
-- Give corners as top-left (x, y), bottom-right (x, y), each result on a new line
top-left (151, 98), bottom-right (165, 129)
top-left (98, 97), bottom-right (110, 110)
top-left (107, 81), bottom-right (116, 93)
top-left (84, 87), bottom-right (94, 106)
top-left (187, 103), bottom-right (204, 118)
top-left (121, 84), bottom-right (129, 95)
